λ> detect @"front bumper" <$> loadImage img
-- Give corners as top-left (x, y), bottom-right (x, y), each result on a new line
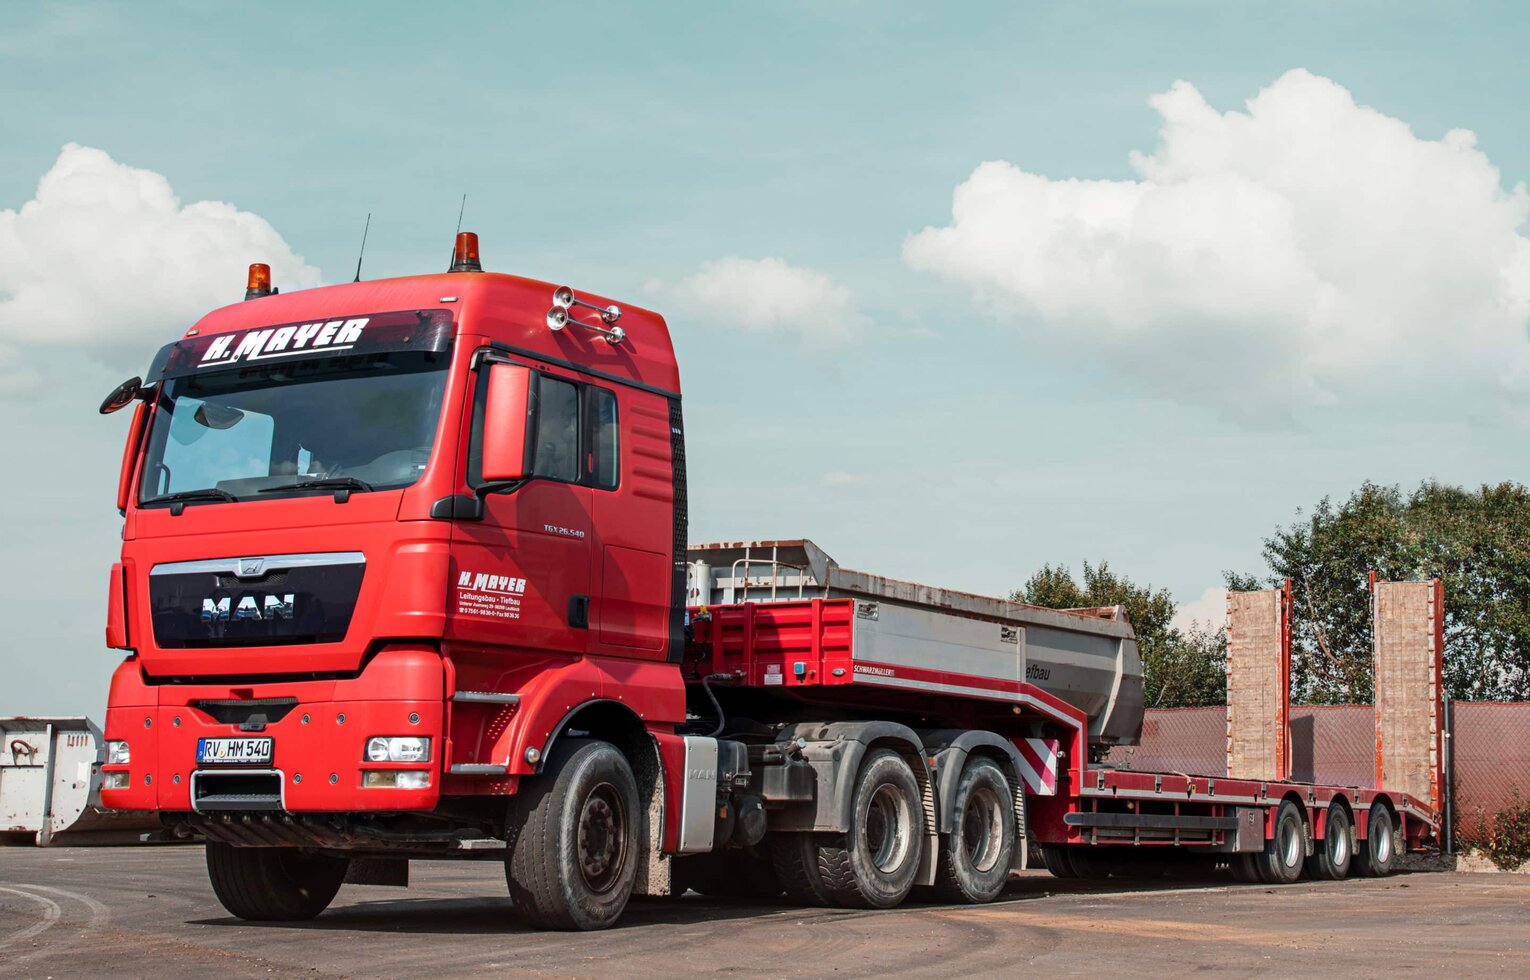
top-left (101, 645), bottom-right (443, 813)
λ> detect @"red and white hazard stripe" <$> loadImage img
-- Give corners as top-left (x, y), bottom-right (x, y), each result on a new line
top-left (1016, 737), bottom-right (1059, 795)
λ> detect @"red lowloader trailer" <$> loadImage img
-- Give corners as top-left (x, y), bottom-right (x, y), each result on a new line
top-left (97, 236), bottom-right (1440, 929)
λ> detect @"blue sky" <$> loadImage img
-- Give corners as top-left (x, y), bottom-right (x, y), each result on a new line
top-left (3, 1), bottom-right (1528, 716)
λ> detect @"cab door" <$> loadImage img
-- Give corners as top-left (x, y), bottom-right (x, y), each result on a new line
top-left (447, 364), bottom-right (592, 654)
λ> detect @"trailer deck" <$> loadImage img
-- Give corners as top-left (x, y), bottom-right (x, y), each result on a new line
top-left (685, 541), bottom-right (1443, 869)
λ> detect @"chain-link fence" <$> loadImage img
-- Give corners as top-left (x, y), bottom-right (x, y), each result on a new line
top-left (1105, 702), bottom-right (1530, 843)
top-left (1450, 701), bottom-right (1530, 841)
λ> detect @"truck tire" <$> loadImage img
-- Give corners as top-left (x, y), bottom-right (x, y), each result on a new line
top-left (931, 757), bottom-right (1014, 904)
top-left (1306, 804), bottom-right (1353, 881)
top-left (816, 749), bottom-right (926, 908)
top-left (1354, 804), bottom-right (1397, 877)
top-left (205, 843), bottom-right (347, 921)
top-left (505, 739), bottom-right (641, 930)
top-left (771, 832), bottom-right (834, 906)
top-left (1254, 800), bottom-right (1307, 884)
top-left (1039, 844), bottom-right (1078, 879)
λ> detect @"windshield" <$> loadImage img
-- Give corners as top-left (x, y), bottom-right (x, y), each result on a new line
top-left (139, 350), bottom-right (449, 504)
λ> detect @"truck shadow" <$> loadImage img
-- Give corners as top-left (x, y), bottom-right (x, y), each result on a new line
top-left (189, 870), bottom-right (1298, 935)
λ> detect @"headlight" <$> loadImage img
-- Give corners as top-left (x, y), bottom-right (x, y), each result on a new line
top-left (364, 736), bottom-right (430, 763)
top-left (106, 740), bottom-right (130, 765)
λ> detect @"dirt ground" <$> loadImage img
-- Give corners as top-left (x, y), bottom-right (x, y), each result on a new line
top-left (2, 846), bottom-right (1528, 978)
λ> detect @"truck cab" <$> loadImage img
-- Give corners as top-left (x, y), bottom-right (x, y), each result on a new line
top-left (101, 238), bottom-right (693, 928)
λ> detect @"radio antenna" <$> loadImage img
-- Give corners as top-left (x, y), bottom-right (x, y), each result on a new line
top-left (352, 212), bottom-right (371, 283)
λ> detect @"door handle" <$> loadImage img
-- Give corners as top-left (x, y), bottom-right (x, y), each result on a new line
top-left (567, 594), bottom-right (590, 629)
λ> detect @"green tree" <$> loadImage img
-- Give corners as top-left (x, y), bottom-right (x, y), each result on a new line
top-left (1015, 562), bottom-right (1226, 708)
top-left (1231, 480), bottom-right (1530, 703)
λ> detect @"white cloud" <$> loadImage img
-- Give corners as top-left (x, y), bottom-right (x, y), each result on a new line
top-left (1172, 585), bottom-right (1228, 635)
top-left (0, 144), bottom-right (321, 387)
top-left (904, 69), bottom-right (1530, 420)
top-left (821, 470), bottom-right (864, 488)
top-left (646, 256), bottom-right (866, 344)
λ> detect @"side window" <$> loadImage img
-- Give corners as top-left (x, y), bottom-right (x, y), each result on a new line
top-left (533, 376), bottom-right (580, 483)
top-left (587, 387), bottom-right (618, 490)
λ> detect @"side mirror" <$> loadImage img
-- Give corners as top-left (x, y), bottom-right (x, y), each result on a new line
top-left (99, 376), bottom-right (142, 415)
top-left (480, 363), bottom-right (533, 483)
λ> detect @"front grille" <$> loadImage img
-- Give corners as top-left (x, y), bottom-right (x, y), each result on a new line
top-left (150, 559), bottom-right (364, 648)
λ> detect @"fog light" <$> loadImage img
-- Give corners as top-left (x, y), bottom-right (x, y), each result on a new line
top-left (363, 770), bottom-right (431, 789)
top-left (106, 740), bottom-right (130, 765)
top-left (396, 771), bottom-right (430, 790)
top-left (365, 736), bottom-right (430, 763)
top-left (103, 771), bottom-right (130, 789)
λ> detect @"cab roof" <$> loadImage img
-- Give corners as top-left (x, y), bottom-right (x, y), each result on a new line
top-left (182, 271), bottom-right (681, 397)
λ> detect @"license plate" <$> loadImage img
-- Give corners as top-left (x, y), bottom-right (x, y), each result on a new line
top-left (197, 737), bottom-right (273, 765)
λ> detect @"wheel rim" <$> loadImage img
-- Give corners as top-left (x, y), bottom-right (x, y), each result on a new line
top-left (1374, 813), bottom-right (1393, 862)
top-left (1280, 815), bottom-right (1302, 868)
top-left (1329, 814), bottom-right (1350, 865)
top-left (864, 782), bottom-right (912, 873)
top-left (576, 781), bottom-right (627, 894)
top-left (962, 785), bottom-right (1005, 873)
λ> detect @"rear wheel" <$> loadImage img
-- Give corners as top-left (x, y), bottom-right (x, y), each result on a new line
top-left (1306, 805), bottom-right (1353, 880)
top-left (1039, 844), bottom-right (1077, 879)
top-left (505, 739), bottom-right (641, 930)
top-left (771, 832), bottom-right (834, 906)
top-left (1254, 800), bottom-right (1307, 884)
top-left (816, 749), bottom-right (926, 908)
top-left (931, 757), bottom-right (1015, 903)
top-left (1354, 804), bottom-right (1398, 877)
top-left (205, 843), bottom-right (347, 921)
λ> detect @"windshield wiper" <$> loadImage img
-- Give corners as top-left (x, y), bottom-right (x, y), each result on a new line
top-left (258, 477), bottom-right (375, 495)
top-left (143, 488), bottom-right (238, 506)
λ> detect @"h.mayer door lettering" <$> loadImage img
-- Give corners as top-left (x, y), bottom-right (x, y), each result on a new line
top-left (455, 570), bottom-right (527, 621)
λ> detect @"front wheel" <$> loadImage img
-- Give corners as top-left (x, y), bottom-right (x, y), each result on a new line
top-left (205, 843), bottom-right (347, 921)
top-left (816, 749), bottom-right (926, 908)
top-left (505, 739), bottom-right (642, 930)
top-left (931, 757), bottom-right (1015, 903)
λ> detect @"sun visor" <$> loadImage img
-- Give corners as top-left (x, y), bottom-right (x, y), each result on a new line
top-left (147, 309), bottom-right (454, 381)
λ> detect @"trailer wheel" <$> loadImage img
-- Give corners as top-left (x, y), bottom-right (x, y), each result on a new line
top-left (1354, 804), bottom-right (1398, 877)
top-left (1038, 844), bottom-right (1078, 879)
top-left (1306, 805), bottom-right (1353, 881)
top-left (1254, 800), bottom-right (1307, 884)
top-left (817, 749), bottom-right (926, 908)
top-left (931, 757), bottom-right (1014, 903)
top-left (505, 739), bottom-right (640, 930)
top-left (205, 843), bottom-right (347, 921)
top-left (771, 832), bottom-right (834, 906)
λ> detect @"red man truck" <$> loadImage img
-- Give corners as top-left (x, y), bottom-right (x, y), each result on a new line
top-left (98, 235), bottom-right (1440, 929)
